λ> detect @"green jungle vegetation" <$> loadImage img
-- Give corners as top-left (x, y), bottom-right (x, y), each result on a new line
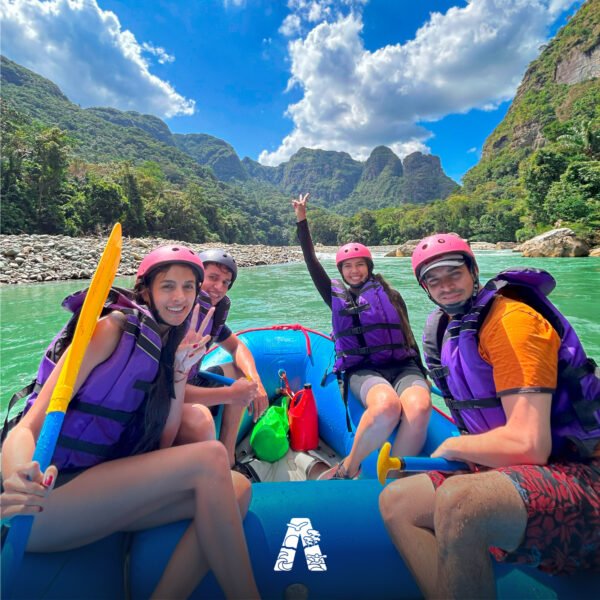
top-left (1, 0), bottom-right (598, 245)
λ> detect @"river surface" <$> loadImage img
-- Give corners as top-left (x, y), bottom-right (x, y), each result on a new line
top-left (1, 251), bottom-right (599, 413)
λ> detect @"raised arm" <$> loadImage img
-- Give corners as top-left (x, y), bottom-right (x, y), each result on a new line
top-left (292, 193), bottom-right (333, 308)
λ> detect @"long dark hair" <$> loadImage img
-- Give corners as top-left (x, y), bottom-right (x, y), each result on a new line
top-left (127, 264), bottom-right (199, 454)
top-left (372, 273), bottom-right (420, 354)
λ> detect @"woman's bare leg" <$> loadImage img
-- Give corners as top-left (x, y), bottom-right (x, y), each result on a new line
top-left (28, 442), bottom-right (259, 599)
top-left (344, 384), bottom-right (402, 476)
top-left (175, 403), bottom-right (216, 445)
top-left (150, 471), bottom-right (253, 599)
top-left (390, 385), bottom-right (431, 457)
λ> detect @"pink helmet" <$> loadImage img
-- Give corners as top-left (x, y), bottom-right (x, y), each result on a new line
top-left (411, 233), bottom-right (475, 282)
top-left (335, 243), bottom-right (373, 268)
top-left (136, 245), bottom-right (204, 283)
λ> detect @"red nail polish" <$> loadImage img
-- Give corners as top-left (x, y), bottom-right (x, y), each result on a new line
top-left (193, 344), bottom-right (199, 348)
top-left (43, 474), bottom-right (54, 487)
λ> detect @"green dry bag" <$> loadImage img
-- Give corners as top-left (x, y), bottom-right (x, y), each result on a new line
top-left (250, 395), bottom-right (289, 462)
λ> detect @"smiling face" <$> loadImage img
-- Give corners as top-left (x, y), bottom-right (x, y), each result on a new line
top-left (341, 257), bottom-right (370, 286)
top-left (145, 264), bottom-right (198, 326)
top-left (422, 263), bottom-right (475, 308)
top-left (201, 263), bottom-right (233, 306)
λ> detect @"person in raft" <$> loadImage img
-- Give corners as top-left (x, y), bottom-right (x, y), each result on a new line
top-left (183, 249), bottom-right (269, 469)
top-left (292, 193), bottom-right (432, 480)
top-left (379, 233), bottom-right (600, 597)
top-left (1, 245), bottom-right (260, 599)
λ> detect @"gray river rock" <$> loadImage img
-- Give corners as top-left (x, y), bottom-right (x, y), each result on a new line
top-left (0, 234), bottom-right (305, 285)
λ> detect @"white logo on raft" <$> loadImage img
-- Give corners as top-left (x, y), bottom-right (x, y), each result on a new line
top-left (273, 517), bottom-right (327, 572)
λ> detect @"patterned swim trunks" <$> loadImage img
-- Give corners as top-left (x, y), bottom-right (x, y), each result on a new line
top-left (427, 459), bottom-right (600, 575)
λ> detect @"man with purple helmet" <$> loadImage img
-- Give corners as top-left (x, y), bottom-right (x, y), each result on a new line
top-left (293, 193), bottom-right (431, 480)
top-left (380, 233), bottom-right (600, 597)
top-left (182, 248), bottom-right (269, 470)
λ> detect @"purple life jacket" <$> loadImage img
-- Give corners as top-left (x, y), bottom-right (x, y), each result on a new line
top-left (187, 291), bottom-right (230, 381)
top-left (423, 268), bottom-right (600, 458)
top-left (21, 287), bottom-right (162, 470)
top-left (331, 277), bottom-right (416, 372)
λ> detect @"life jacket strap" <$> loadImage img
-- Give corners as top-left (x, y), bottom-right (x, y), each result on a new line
top-left (428, 366), bottom-right (449, 380)
top-left (339, 303), bottom-right (371, 317)
top-left (1, 380), bottom-right (42, 443)
top-left (339, 372), bottom-right (353, 433)
top-left (68, 399), bottom-right (135, 424)
top-left (333, 322), bottom-right (403, 339)
top-left (57, 435), bottom-right (115, 458)
top-left (336, 342), bottom-right (408, 358)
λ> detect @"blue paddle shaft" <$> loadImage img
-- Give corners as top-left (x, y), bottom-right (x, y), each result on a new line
top-left (2, 411), bottom-right (65, 595)
top-left (401, 456), bottom-right (467, 472)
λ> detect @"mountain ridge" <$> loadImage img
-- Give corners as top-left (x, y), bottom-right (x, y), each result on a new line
top-left (1, 54), bottom-right (456, 214)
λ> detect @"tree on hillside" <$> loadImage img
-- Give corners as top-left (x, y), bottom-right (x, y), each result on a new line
top-left (543, 161), bottom-right (600, 227)
top-left (81, 177), bottom-right (129, 234)
top-left (119, 164), bottom-right (147, 236)
top-left (0, 104), bottom-right (36, 233)
top-left (522, 148), bottom-right (569, 224)
top-left (309, 208), bottom-right (344, 245)
top-left (29, 127), bottom-right (71, 233)
top-left (338, 211), bottom-right (379, 245)
top-left (556, 120), bottom-right (600, 160)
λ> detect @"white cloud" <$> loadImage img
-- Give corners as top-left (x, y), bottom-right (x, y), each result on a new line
top-left (141, 42), bottom-right (175, 64)
top-left (281, 0), bottom-right (366, 37)
top-left (0, 0), bottom-right (194, 117)
top-left (223, 0), bottom-right (246, 8)
top-left (467, 147), bottom-right (478, 154)
top-left (262, 0), bottom-right (579, 165)
top-left (280, 14), bottom-right (302, 37)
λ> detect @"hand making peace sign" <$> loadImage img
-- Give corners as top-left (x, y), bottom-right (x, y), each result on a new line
top-left (292, 192), bottom-right (310, 222)
top-left (174, 305), bottom-right (215, 379)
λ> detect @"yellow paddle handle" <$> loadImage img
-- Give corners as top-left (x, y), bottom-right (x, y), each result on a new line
top-left (47, 223), bottom-right (122, 414)
top-left (377, 442), bottom-right (401, 485)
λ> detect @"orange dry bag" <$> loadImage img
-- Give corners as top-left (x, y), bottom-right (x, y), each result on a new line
top-left (288, 383), bottom-right (319, 452)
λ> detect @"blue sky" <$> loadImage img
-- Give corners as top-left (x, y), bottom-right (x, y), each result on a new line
top-left (0, 0), bottom-right (583, 182)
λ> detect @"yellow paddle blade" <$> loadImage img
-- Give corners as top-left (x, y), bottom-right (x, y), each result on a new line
top-left (377, 442), bottom-right (401, 485)
top-left (48, 223), bottom-right (122, 414)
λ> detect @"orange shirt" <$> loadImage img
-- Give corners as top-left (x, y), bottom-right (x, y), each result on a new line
top-left (478, 294), bottom-right (561, 396)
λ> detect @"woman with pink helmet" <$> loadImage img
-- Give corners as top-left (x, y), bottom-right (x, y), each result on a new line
top-left (293, 193), bottom-right (431, 480)
top-left (2, 244), bottom-right (260, 599)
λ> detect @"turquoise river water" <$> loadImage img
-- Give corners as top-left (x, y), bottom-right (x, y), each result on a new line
top-left (1, 250), bottom-right (599, 414)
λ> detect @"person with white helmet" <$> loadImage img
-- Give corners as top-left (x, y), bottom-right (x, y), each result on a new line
top-left (1, 245), bottom-right (260, 599)
top-left (293, 193), bottom-right (431, 480)
top-left (380, 233), bottom-right (600, 597)
top-left (182, 249), bottom-right (269, 470)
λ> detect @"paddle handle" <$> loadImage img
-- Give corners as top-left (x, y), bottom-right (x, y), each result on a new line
top-left (2, 412), bottom-right (65, 594)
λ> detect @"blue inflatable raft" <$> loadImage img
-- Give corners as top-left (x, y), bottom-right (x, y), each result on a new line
top-left (8, 325), bottom-right (598, 598)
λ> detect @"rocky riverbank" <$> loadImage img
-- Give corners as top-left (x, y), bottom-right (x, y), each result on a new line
top-left (2, 228), bottom-right (597, 285)
top-left (0, 234), bottom-right (305, 285)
